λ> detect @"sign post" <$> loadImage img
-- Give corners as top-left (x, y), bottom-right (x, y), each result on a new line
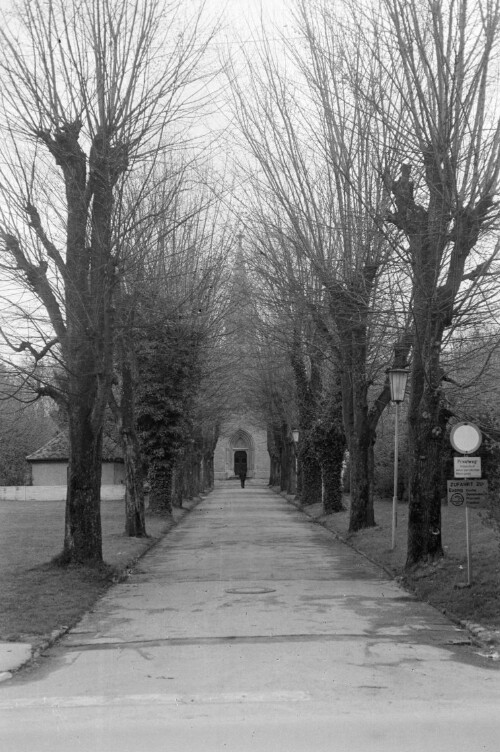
top-left (449, 423), bottom-right (483, 587)
top-left (464, 500), bottom-right (472, 586)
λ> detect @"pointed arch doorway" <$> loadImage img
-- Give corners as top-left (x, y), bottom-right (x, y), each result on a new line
top-left (234, 450), bottom-right (247, 477)
top-left (228, 429), bottom-right (254, 478)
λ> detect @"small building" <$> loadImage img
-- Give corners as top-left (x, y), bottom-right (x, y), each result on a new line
top-left (26, 432), bottom-right (125, 486)
top-left (214, 414), bottom-right (270, 481)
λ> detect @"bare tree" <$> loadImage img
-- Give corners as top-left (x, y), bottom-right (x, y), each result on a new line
top-left (109, 160), bottom-right (199, 536)
top-left (0, 0), bottom-right (216, 563)
top-left (227, 9), bottom-right (410, 530)
top-left (364, 0), bottom-right (500, 564)
top-left (118, 168), bottom-right (234, 517)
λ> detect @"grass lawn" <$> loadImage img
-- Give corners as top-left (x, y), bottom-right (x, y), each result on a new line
top-left (294, 494), bottom-right (500, 634)
top-left (0, 499), bottom-right (197, 647)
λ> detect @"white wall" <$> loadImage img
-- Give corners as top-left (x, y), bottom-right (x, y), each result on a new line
top-left (101, 462), bottom-right (125, 485)
top-left (32, 462), bottom-right (68, 486)
top-left (31, 462), bottom-right (124, 486)
top-left (0, 485), bottom-right (126, 501)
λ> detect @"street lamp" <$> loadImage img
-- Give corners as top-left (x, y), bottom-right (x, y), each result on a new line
top-left (388, 369), bottom-right (409, 550)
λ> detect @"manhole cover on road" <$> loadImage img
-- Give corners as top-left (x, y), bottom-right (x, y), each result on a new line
top-left (225, 587), bottom-right (276, 595)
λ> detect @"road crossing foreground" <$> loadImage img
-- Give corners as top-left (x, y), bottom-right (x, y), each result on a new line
top-left (1, 481), bottom-right (499, 751)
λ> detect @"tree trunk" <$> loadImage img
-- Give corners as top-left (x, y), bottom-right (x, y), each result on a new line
top-left (348, 417), bottom-right (374, 530)
top-left (203, 452), bottom-right (214, 489)
top-left (299, 438), bottom-right (322, 505)
top-left (320, 424), bottom-right (346, 514)
top-left (149, 462), bottom-right (173, 515)
top-left (63, 406), bottom-right (103, 563)
top-left (118, 339), bottom-right (147, 537)
top-left (267, 425), bottom-right (281, 486)
top-left (269, 454), bottom-right (280, 486)
top-left (290, 330), bottom-right (322, 505)
top-left (314, 376), bottom-right (346, 514)
top-left (341, 335), bottom-right (375, 531)
top-left (171, 463), bottom-right (183, 508)
top-left (190, 457), bottom-right (200, 498)
top-left (407, 406), bottom-right (444, 563)
top-left (284, 437), bottom-right (295, 494)
top-left (279, 425), bottom-right (290, 492)
top-left (367, 433), bottom-right (375, 512)
top-left (338, 304), bottom-right (376, 532)
top-left (321, 454), bottom-right (345, 513)
top-left (122, 430), bottom-right (146, 537)
top-left (406, 316), bottom-right (444, 564)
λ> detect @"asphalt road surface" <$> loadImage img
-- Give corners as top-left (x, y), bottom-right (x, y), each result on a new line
top-left (1, 482), bottom-right (499, 751)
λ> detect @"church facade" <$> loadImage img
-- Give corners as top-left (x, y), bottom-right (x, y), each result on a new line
top-left (213, 413), bottom-right (270, 481)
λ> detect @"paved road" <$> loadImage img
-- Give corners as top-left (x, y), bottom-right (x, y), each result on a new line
top-left (1, 482), bottom-right (499, 751)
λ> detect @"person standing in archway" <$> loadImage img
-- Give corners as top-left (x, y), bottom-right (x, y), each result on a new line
top-left (239, 468), bottom-right (246, 488)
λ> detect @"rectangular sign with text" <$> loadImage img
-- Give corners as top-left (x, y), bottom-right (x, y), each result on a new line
top-left (447, 479), bottom-right (488, 509)
top-left (453, 456), bottom-right (481, 478)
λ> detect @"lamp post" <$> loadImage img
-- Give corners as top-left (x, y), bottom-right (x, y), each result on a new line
top-left (292, 429), bottom-right (299, 494)
top-left (388, 369), bottom-right (409, 550)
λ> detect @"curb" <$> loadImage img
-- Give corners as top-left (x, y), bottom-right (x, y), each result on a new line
top-left (461, 620), bottom-right (500, 657)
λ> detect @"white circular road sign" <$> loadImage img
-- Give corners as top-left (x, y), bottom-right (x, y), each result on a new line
top-left (450, 423), bottom-right (482, 454)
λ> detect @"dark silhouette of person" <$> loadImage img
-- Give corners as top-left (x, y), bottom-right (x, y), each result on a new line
top-left (239, 469), bottom-right (246, 488)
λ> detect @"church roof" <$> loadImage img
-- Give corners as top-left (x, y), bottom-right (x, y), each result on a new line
top-left (26, 432), bottom-right (124, 463)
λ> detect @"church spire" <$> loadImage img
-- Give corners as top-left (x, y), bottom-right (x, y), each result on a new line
top-left (230, 230), bottom-right (250, 305)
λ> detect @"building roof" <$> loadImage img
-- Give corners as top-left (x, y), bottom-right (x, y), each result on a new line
top-left (26, 432), bottom-right (124, 463)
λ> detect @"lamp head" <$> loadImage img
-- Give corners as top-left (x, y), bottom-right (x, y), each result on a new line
top-left (388, 368), bottom-right (409, 403)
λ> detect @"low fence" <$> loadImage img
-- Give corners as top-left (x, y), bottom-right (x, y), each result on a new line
top-left (0, 485), bottom-right (126, 502)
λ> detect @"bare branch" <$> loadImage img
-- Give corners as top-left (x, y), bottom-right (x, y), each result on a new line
top-left (25, 202), bottom-right (67, 279)
top-left (0, 229), bottom-right (67, 345)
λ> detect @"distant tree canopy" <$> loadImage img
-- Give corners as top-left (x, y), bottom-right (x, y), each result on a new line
top-left (0, 398), bottom-right (56, 485)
